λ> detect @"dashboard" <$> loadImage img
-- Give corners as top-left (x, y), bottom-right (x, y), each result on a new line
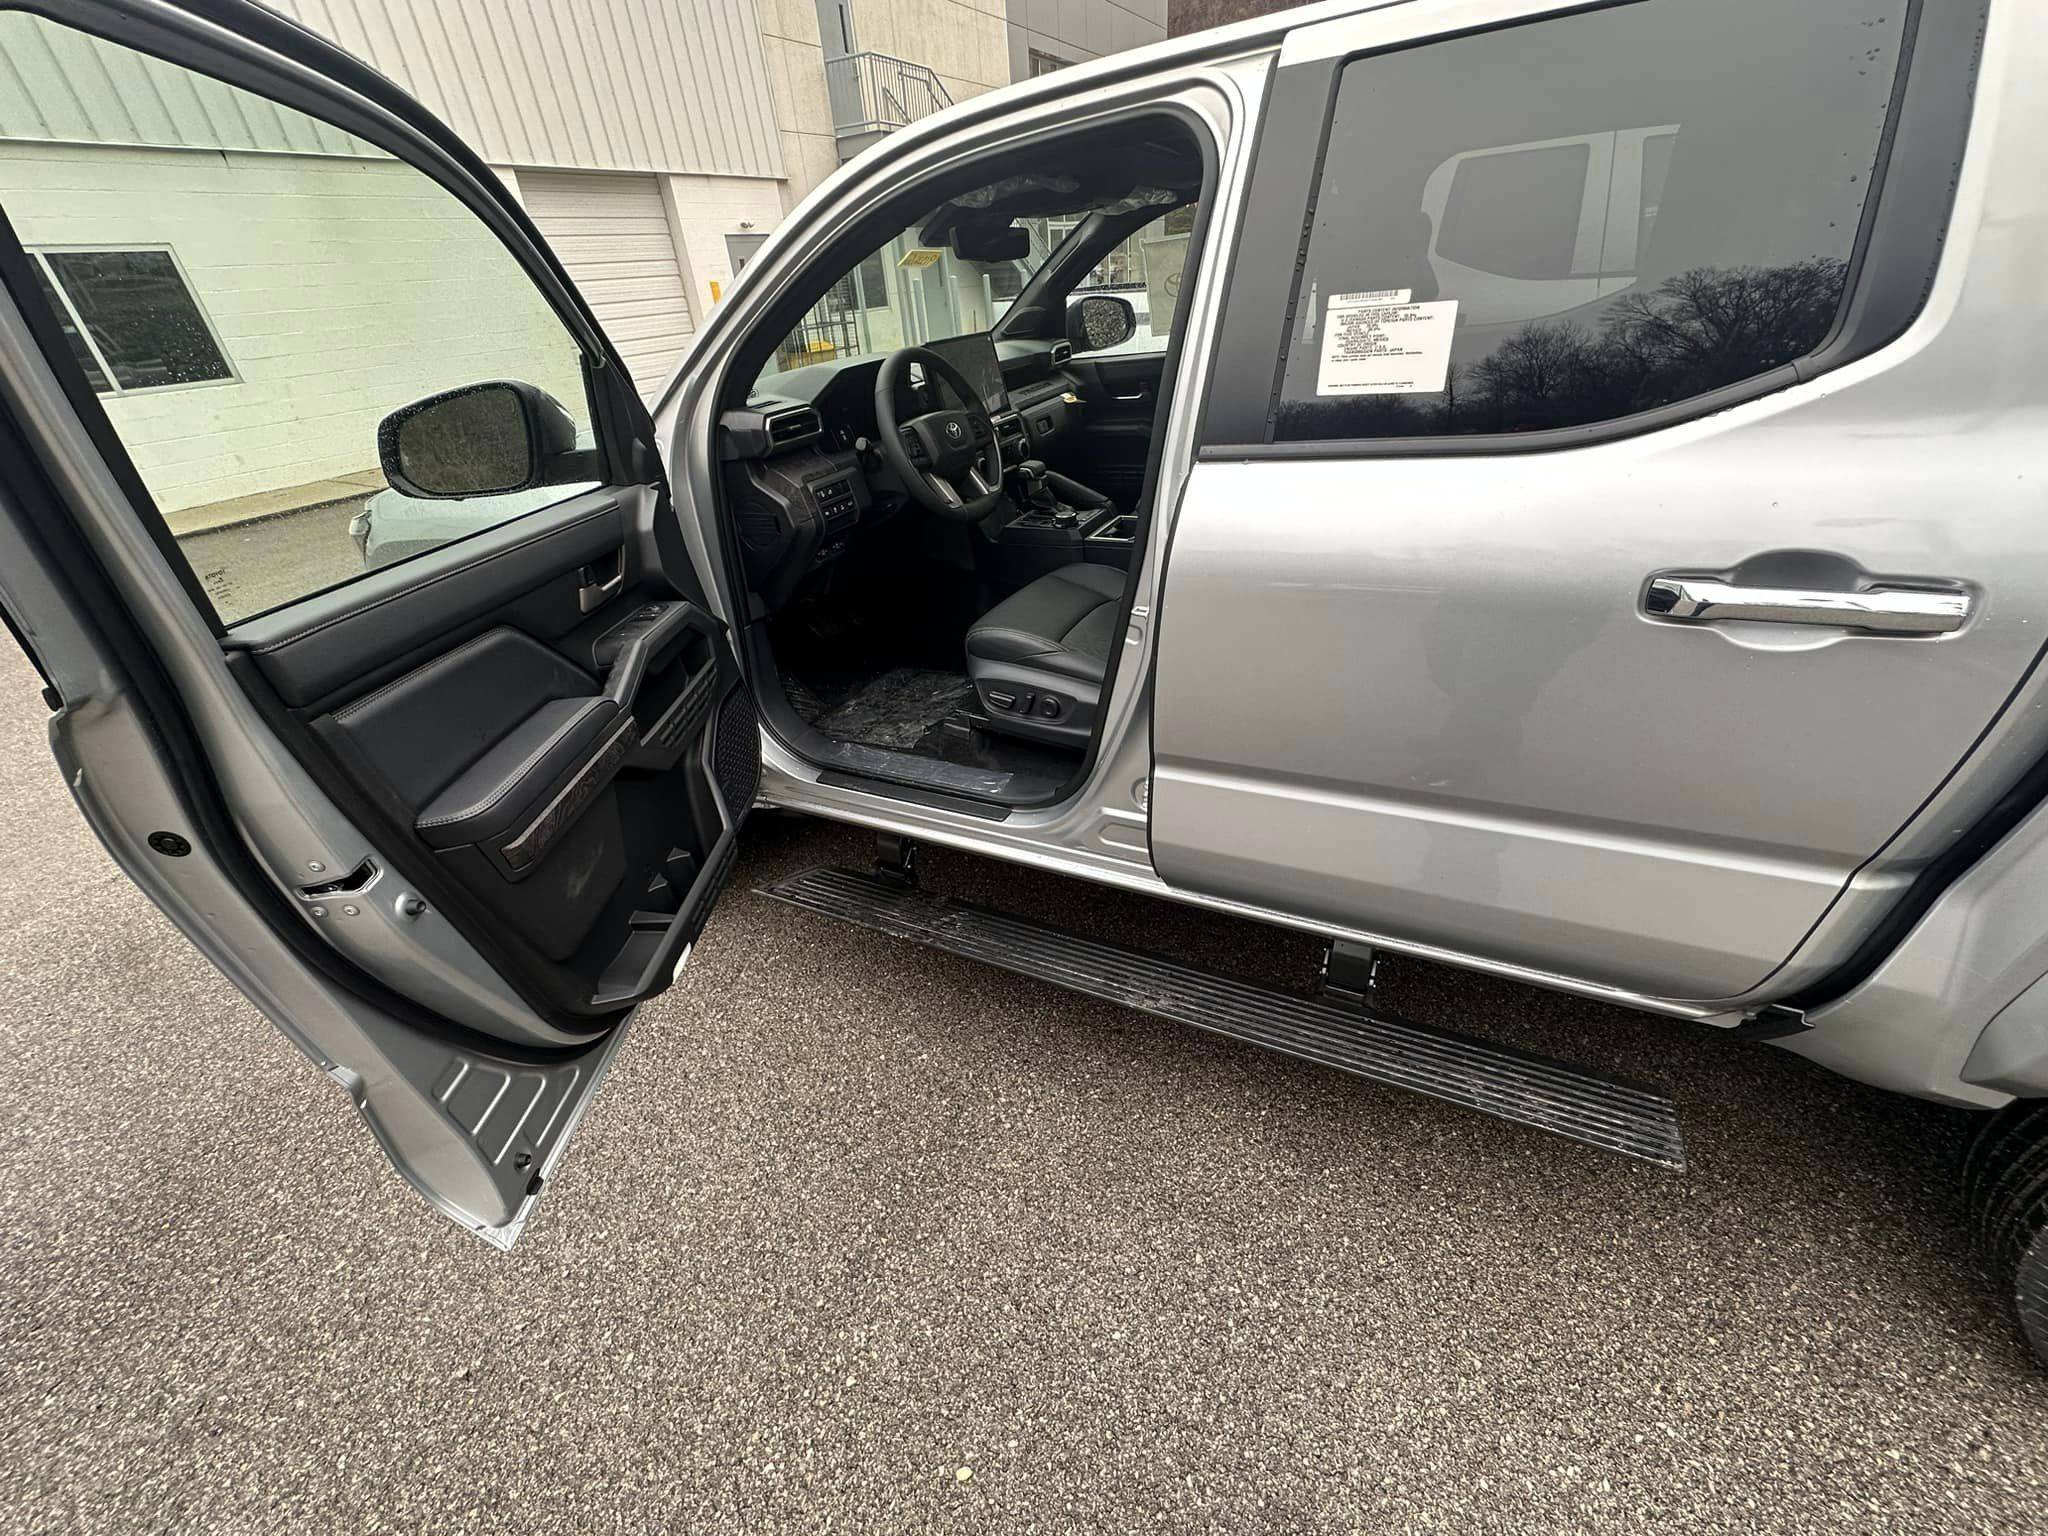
top-left (717, 334), bottom-right (1085, 610)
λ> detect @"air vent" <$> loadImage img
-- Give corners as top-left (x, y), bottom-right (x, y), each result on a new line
top-left (1050, 342), bottom-right (1073, 368)
top-left (766, 408), bottom-right (821, 446)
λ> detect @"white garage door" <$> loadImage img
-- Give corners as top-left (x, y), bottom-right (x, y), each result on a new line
top-left (521, 171), bottom-right (694, 399)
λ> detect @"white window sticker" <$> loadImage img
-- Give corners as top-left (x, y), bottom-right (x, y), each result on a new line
top-left (1316, 291), bottom-right (1458, 395)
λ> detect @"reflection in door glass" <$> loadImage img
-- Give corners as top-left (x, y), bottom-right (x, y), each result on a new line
top-left (1434, 143), bottom-right (1591, 281)
top-left (0, 13), bottom-right (598, 624)
top-left (1273, 0), bottom-right (1906, 442)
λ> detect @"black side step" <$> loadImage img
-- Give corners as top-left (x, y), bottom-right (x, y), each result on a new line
top-left (759, 867), bottom-right (1686, 1170)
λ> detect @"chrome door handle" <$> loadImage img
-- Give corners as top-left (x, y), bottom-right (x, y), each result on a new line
top-left (1643, 577), bottom-right (1971, 635)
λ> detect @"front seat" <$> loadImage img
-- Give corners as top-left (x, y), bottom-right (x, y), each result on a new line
top-left (965, 563), bottom-right (1126, 746)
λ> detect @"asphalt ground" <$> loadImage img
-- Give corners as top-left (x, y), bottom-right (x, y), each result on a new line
top-left (1, 643), bottom-right (2044, 1533)
top-left (174, 498), bottom-right (368, 624)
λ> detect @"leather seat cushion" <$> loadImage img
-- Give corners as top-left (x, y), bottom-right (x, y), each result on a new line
top-left (965, 564), bottom-right (1125, 685)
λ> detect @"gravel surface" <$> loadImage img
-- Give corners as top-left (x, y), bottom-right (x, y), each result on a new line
top-left (1, 646), bottom-right (2044, 1533)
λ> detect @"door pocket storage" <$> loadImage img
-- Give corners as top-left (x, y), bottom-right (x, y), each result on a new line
top-left (316, 603), bottom-right (746, 1013)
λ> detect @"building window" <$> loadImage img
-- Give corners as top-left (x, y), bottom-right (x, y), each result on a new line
top-left (856, 251), bottom-right (890, 310)
top-left (726, 232), bottom-right (769, 273)
top-left (27, 248), bottom-right (233, 395)
top-left (1028, 49), bottom-right (1072, 76)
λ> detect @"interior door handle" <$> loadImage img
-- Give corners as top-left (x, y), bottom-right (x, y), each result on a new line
top-left (577, 556), bottom-right (624, 614)
top-left (1643, 576), bottom-right (1972, 636)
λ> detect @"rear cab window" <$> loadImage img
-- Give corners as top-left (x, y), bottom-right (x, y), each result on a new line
top-left (1257, 0), bottom-right (1909, 445)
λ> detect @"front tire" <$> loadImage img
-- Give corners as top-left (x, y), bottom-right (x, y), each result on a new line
top-left (1964, 1101), bottom-right (2048, 1364)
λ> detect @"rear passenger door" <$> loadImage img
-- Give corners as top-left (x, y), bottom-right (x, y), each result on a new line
top-left (1154, 0), bottom-right (2024, 1004)
top-left (0, 3), bottom-right (755, 1243)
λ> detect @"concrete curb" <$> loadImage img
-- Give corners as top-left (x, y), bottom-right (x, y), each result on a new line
top-left (164, 470), bottom-right (387, 538)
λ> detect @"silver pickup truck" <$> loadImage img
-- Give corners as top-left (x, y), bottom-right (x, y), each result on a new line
top-left (3, 0), bottom-right (2044, 1359)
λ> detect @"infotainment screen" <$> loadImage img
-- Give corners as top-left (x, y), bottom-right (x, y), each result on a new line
top-left (923, 332), bottom-right (1008, 414)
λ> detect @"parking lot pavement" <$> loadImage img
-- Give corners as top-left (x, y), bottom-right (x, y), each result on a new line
top-left (1, 645), bottom-right (2044, 1535)
top-left (174, 497), bottom-right (367, 621)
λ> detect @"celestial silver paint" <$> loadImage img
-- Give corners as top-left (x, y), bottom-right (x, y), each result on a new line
top-left (1151, 0), bottom-right (2048, 1005)
top-left (665, 0), bottom-right (2048, 1108)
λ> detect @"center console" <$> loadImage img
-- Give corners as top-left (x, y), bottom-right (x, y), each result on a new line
top-left (996, 460), bottom-right (1134, 582)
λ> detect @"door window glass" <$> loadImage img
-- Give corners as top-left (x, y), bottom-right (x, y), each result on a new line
top-left (0, 15), bottom-right (600, 624)
top-left (1058, 204), bottom-right (1198, 358)
top-left (1271, 0), bottom-right (1906, 442)
top-left (1433, 144), bottom-right (1591, 281)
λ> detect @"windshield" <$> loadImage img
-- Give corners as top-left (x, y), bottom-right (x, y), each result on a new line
top-left (754, 213), bottom-right (1064, 385)
top-left (751, 200), bottom-right (1198, 390)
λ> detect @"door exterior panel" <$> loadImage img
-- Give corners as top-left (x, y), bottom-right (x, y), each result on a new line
top-left (1156, 367), bottom-right (2047, 999)
top-left (1153, 0), bottom-right (2029, 1003)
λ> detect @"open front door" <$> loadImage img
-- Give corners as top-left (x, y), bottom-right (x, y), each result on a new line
top-left (0, 0), bottom-right (757, 1244)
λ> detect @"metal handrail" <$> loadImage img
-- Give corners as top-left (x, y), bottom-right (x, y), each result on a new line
top-left (824, 51), bottom-right (954, 137)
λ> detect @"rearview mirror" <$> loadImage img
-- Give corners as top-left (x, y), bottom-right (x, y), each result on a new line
top-left (951, 220), bottom-right (1029, 263)
top-left (377, 380), bottom-right (580, 500)
top-left (1066, 294), bottom-right (1136, 354)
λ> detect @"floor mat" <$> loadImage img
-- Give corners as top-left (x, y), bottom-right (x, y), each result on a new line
top-left (810, 668), bottom-right (977, 750)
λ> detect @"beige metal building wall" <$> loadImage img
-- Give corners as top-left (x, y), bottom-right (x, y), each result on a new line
top-left (1, 5), bottom-right (788, 183)
top-left (0, 13), bottom-right (381, 157)
top-left (270, 0), bottom-right (788, 180)
top-left (518, 170), bottom-right (696, 397)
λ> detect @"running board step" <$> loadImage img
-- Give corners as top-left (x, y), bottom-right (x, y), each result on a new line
top-left (759, 867), bottom-right (1687, 1170)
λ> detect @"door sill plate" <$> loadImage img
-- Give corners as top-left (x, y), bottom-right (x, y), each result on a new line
top-left (759, 866), bottom-right (1686, 1170)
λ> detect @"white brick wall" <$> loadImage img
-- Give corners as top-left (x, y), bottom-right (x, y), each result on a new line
top-left (659, 173), bottom-right (792, 319)
top-left (1, 141), bottom-right (588, 515)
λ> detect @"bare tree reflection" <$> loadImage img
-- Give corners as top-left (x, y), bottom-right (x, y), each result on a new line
top-left (1276, 258), bottom-right (1850, 440)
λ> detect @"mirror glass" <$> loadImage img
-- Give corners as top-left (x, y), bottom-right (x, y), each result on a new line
top-left (391, 384), bottom-right (533, 497)
top-left (1071, 294), bottom-right (1135, 352)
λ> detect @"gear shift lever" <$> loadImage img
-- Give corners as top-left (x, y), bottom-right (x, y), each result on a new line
top-left (1013, 458), bottom-right (1056, 511)
top-left (1008, 458), bottom-right (1102, 530)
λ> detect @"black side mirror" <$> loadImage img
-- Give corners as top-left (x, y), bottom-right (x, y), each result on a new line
top-left (1066, 294), bottom-right (1136, 354)
top-left (377, 380), bottom-right (580, 500)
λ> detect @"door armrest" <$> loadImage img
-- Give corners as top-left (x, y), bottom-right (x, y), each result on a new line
top-left (415, 696), bottom-right (634, 877)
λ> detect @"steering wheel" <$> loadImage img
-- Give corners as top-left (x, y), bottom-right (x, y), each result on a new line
top-left (874, 347), bottom-right (1005, 523)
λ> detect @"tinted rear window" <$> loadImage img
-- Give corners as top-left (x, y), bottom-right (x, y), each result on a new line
top-left (1273, 0), bottom-right (1907, 443)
